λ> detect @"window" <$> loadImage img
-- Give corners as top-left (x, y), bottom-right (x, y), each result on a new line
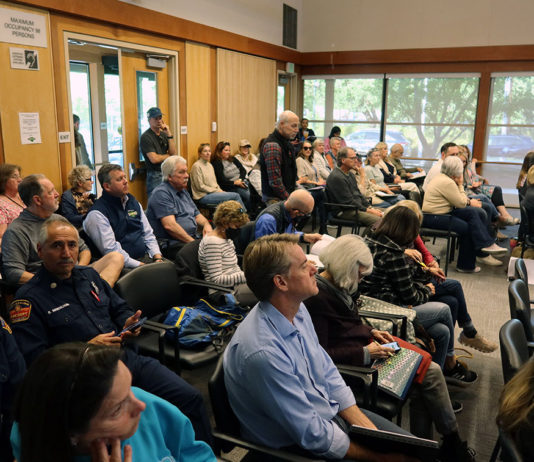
top-left (386, 75), bottom-right (479, 159)
top-left (136, 71), bottom-right (157, 161)
top-left (481, 74), bottom-right (534, 206)
top-left (69, 62), bottom-right (94, 166)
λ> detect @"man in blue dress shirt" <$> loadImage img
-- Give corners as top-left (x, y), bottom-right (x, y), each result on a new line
top-left (223, 233), bottom-right (411, 460)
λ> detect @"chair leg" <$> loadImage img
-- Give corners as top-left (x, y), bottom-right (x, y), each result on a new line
top-left (489, 436), bottom-right (501, 462)
top-left (444, 237), bottom-right (451, 276)
top-left (336, 226), bottom-right (342, 237)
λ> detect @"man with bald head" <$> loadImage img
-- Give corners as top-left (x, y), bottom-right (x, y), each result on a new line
top-left (388, 143), bottom-right (423, 180)
top-left (254, 189), bottom-right (322, 244)
top-left (259, 110), bottom-right (299, 203)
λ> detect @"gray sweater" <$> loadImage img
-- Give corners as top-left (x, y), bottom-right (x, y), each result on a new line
top-left (1, 210), bottom-right (88, 283)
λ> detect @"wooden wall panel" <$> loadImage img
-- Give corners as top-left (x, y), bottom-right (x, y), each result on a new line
top-left (185, 42), bottom-right (212, 168)
top-left (217, 49), bottom-right (276, 155)
top-left (0, 2), bottom-right (61, 186)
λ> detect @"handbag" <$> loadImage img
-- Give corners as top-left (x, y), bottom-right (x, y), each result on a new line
top-left (359, 295), bottom-right (417, 344)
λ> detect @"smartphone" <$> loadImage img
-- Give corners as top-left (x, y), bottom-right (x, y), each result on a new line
top-left (117, 317), bottom-right (147, 336)
top-left (382, 341), bottom-right (401, 353)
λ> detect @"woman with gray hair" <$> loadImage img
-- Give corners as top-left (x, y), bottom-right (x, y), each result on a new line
top-left (59, 165), bottom-right (95, 228)
top-left (422, 155), bottom-right (507, 272)
top-left (304, 234), bottom-right (476, 460)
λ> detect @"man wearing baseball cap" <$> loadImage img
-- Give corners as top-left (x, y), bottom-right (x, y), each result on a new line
top-left (140, 107), bottom-right (177, 198)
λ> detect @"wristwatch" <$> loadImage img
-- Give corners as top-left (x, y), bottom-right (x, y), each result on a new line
top-left (167, 135), bottom-right (174, 139)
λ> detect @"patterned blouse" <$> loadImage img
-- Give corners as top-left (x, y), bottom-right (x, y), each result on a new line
top-left (0, 195), bottom-right (25, 225)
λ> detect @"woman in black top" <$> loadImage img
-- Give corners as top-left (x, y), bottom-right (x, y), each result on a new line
top-left (211, 141), bottom-right (250, 210)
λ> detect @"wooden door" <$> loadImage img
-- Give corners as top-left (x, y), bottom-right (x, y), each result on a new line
top-left (121, 52), bottom-right (170, 207)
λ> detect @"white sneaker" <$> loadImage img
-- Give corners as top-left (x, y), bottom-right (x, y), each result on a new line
top-left (480, 243), bottom-right (508, 256)
top-left (456, 266), bottom-right (481, 273)
top-left (477, 255), bottom-right (503, 266)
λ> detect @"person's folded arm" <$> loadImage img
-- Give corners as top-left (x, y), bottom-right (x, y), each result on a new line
top-left (83, 211), bottom-right (141, 268)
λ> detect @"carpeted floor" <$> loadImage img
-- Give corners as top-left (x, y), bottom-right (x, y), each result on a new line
top-left (182, 218), bottom-right (522, 461)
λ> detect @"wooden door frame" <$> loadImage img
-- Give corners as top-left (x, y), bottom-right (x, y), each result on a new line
top-left (62, 31), bottom-right (180, 175)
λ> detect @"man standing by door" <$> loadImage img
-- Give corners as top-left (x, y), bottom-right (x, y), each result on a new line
top-left (140, 107), bottom-right (177, 198)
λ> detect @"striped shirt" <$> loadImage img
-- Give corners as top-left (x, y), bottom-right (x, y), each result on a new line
top-left (198, 235), bottom-right (245, 287)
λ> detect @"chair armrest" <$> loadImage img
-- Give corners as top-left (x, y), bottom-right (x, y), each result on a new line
top-left (179, 276), bottom-right (233, 293)
top-left (323, 202), bottom-right (358, 211)
top-left (527, 341), bottom-right (534, 356)
top-left (337, 364), bottom-right (378, 410)
top-left (359, 310), bottom-right (408, 339)
top-left (212, 432), bottom-right (325, 461)
top-left (143, 321), bottom-right (181, 372)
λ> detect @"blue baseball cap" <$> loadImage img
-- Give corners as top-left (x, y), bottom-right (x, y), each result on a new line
top-left (147, 107), bottom-right (163, 119)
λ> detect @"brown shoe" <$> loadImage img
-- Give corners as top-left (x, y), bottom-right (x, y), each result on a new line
top-left (458, 332), bottom-right (498, 353)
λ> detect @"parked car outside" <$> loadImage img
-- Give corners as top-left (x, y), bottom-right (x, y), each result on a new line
top-left (345, 129), bottom-right (411, 156)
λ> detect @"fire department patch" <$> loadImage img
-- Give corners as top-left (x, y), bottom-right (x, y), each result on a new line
top-left (9, 299), bottom-right (32, 324)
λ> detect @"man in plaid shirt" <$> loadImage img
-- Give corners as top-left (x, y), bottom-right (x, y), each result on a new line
top-left (259, 111), bottom-right (299, 203)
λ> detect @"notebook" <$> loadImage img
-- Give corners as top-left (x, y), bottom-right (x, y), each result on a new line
top-left (371, 347), bottom-right (422, 399)
top-left (350, 425), bottom-right (439, 461)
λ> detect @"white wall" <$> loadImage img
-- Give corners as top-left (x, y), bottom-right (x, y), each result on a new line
top-left (119, 0), bottom-right (303, 50)
top-left (301, 0), bottom-right (534, 52)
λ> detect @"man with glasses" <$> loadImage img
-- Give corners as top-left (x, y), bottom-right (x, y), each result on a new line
top-left (326, 147), bottom-right (384, 227)
top-left (254, 189), bottom-right (322, 243)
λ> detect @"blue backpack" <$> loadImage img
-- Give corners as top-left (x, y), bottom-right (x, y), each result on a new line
top-left (163, 294), bottom-right (248, 349)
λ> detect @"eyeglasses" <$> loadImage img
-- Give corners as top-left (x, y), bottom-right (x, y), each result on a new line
top-left (346, 156), bottom-right (358, 160)
top-left (303, 147), bottom-right (312, 151)
top-left (10, 174), bottom-right (21, 180)
top-left (84, 177), bottom-right (93, 181)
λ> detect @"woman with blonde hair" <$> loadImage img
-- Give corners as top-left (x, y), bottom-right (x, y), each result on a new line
top-left (198, 200), bottom-right (256, 306)
top-left (59, 165), bottom-right (95, 228)
top-left (189, 143), bottom-right (245, 209)
top-left (497, 357), bottom-right (534, 458)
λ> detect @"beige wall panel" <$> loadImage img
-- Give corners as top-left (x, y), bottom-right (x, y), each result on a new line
top-left (0, 2), bottom-right (61, 186)
top-left (185, 42), bottom-right (211, 167)
top-left (217, 49), bottom-right (276, 155)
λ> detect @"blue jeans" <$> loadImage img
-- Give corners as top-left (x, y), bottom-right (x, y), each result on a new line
top-left (198, 191), bottom-right (246, 210)
top-left (422, 206), bottom-right (494, 270)
top-left (227, 186), bottom-right (251, 210)
top-left (413, 301), bottom-right (454, 369)
top-left (409, 361), bottom-right (458, 438)
top-left (383, 193), bottom-right (406, 205)
top-left (432, 278), bottom-right (472, 328)
top-left (470, 193), bottom-right (499, 222)
top-left (146, 170), bottom-right (162, 198)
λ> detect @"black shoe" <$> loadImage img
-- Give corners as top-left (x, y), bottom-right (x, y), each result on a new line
top-left (451, 400), bottom-right (463, 413)
top-left (439, 432), bottom-right (476, 462)
top-left (444, 360), bottom-right (478, 385)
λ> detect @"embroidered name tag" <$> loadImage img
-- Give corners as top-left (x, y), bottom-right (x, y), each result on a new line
top-left (48, 303), bottom-right (70, 315)
top-left (9, 299), bottom-right (32, 323)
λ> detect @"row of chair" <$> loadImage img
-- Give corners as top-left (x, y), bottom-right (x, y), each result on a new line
top-left (488, 258), bottom-right (534, 462)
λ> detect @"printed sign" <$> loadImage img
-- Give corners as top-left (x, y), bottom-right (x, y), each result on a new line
top-left (0, 6), bottom-right (47, 47)
top-left (9, 47), bottom-right (39, 70)
top-left (19, 112), bottom-right (42, 144)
